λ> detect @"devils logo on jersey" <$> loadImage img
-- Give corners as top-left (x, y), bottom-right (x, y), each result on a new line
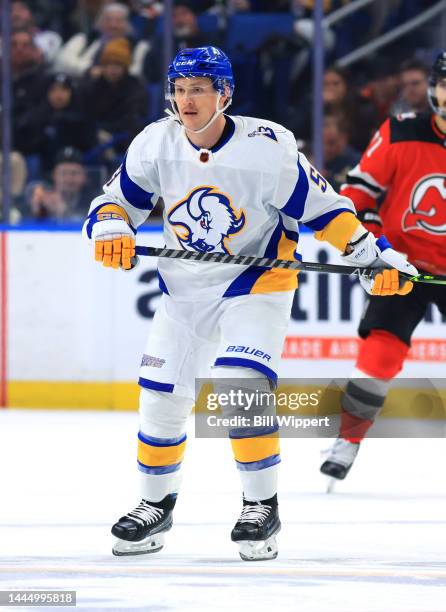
top-left (402, 175), bottom-right (446, 235)
top-left (167, 186), bottom-right (246, 254)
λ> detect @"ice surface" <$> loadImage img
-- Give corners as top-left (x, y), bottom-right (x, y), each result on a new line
top-left (1, 410), bottom-right (445, 611)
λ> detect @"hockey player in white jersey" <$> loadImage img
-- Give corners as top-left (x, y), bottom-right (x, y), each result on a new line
top-left (83, 46), bottom-right (416, 560)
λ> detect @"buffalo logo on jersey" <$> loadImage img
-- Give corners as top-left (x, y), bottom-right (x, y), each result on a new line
top-left (168, 186), bottom-right (246, 254)
top-left (402, 175), bottom-right (446, 234)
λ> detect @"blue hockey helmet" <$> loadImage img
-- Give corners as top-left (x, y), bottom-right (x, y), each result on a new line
top-left (167, 46), bottom-right (235, 99)
top-left (428, 51), bottom-right (446, 118)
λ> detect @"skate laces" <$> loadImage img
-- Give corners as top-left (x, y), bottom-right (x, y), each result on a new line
top-left (239, 503), bottom-right (271, 525)
top-left (127, 500), bottom-right (163, 526)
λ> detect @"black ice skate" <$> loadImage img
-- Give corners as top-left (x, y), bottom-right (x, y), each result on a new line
top-left (111, 494), bottom-right (176, 556)
top-left (231, 494), bottom-right (280, 561)
top-left (320, 438), bottom-right (360, 492)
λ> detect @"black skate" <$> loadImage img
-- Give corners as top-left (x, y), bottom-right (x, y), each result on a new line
top-left (111, 494), bottom-right (176, 556)
top-left (231, 494), bottom-right (280, 561)
top-left (320, 438), bottom-right (360, 492)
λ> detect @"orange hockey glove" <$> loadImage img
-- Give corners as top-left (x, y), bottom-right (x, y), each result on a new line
top-left (84, 205), bottom-right (136, 270)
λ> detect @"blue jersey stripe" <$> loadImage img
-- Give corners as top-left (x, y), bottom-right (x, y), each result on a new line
top-left (120, 155), bottom-right (155, 210)
top-left (222, 215), bottom-right (300, 297)
top-left (280, 157), bottom-right (309, 220)
top-left (264, 218), bottom-right (284, 259)
top-left (138, 377), bottom-right (174, 393)
top-left (304, 208), bottom-right (354, 231)
top-left (157, 270), bottom-right (170, 294)
top-left (214, 357), bottom-right (277, 386)
top-left (222, 266), bottom-right (267, 297)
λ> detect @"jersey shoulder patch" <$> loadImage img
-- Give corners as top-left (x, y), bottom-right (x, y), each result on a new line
top-left (248, 125), bottom-right (280, 142)
top-left (242, 116), bottom-right (288, 144)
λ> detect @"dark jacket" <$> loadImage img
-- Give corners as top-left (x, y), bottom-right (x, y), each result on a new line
top-left (79, 72), bottom-right (149, 148)
top-left (16, 98), bottom-right (96, 169)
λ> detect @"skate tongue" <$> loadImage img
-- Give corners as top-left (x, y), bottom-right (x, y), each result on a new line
top-left (243, 493), bottom-right (277, 506)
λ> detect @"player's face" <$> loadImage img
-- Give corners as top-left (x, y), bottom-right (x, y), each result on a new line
top-left (434, 78), bottom-right (446, 114)
top-left (173, 77), bottom-right (223, 131)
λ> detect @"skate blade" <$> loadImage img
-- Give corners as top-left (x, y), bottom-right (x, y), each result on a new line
top-left (237, 535), bottom-right (278, 561)
top-left (112, 532), bottom-right (165, 556)
top-left (326, 476), bottom-right (338, 494)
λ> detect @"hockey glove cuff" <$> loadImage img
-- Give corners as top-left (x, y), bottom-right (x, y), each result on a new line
top-left (342, 231), bottom-right (418, 296)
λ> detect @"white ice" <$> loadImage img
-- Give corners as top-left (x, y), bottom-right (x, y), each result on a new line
top-left (1, 409), bottom-right (445, 612)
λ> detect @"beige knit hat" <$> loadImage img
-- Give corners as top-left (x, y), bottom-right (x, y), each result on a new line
top-left (100, 38), bottom-right (131, 68)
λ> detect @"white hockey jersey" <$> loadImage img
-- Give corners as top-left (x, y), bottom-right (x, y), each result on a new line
top-left (88, 115), bottom-right (356, 299)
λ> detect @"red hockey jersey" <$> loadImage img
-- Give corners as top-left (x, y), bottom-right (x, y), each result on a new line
top-left (341, 113), bottom-right (446, 275)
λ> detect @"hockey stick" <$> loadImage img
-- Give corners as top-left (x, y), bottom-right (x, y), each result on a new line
top-left (134, 246), bottom-right (446, 285)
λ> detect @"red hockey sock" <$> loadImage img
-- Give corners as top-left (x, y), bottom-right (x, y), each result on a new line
top-left (340, 408), bottom-right (374, 443)
top-left (340, 331), bottom-right (409, 443)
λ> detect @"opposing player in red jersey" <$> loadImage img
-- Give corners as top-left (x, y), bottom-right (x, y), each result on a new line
top-left (320, 52), bottom-right (446, 483)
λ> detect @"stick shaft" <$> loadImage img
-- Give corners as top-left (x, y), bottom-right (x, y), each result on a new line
top-left (135, 245), bottom-right (361, 274)
top-left (134, 246), bottom-right (446, 285)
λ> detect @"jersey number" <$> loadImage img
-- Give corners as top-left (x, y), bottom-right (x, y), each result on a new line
top-left (310, 167), bottom-right (328, 192)
top-left (366, 132), bottom-right (383, 158)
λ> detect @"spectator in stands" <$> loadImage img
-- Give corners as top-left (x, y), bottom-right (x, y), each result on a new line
top-left (22, 0), bottom-right (77, 39)
top-left (67, 0), bottom-right (105, 38)
top-left (56, 2), bottom-right (150, 78)
top-left (226, 0), bottom-right (252, 12)
top-left (288, 67), bottom-right (378, 153)
top-left (324, 67), bottom-right (379, 152)
top-left (144, 1), bottom-right (215, 84)
top-left (11, 1), bottom-right (62, 67)
top-left (128, 0), bottom-right (164, 40)
top-left (78, 38), bottom-right (149, 159)
top-left (392, 59), bottom-right (430, 115)
top-left (322, 115), bottom-right (361, 192)
top-left (15, 73), bottom-right (96, 172)
top-left (23, 147), bottom-right (97, 221)
top-left (11, 29), bottom-right (48, 155)
top-left (359, 57), bottom-right (400, 125)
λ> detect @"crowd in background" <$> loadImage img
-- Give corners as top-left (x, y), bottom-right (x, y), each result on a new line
top-left (0, 0), bottom-right (443, 222)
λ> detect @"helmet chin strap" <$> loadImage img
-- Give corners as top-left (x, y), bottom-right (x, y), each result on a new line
top-left (166, 93), bottom-right (232, 134)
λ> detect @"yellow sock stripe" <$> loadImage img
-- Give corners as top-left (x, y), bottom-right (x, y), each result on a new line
top-left (314, 212), bottom-right (362, 252)
top-left (230, 432), bottom-right (280, 464)
top-left (137, 438), bottom-right (186, 467)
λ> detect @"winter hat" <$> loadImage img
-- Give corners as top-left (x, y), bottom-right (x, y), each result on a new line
top-left (48, 72), bottom-right (73, 90)
top-left (100, 37), bottom-right (132, 68)
top-left (55, 146), bottom-right (83, 165)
